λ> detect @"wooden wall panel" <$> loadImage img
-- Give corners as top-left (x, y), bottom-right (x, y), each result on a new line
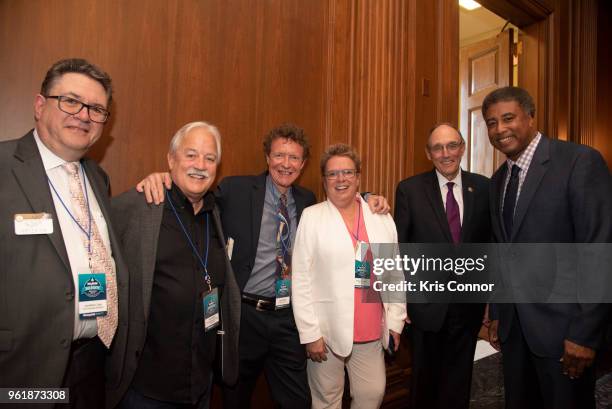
top-left (595, 0), bottom-right (612, 168)
top-left (326, 0), bottom-right (412, 207)
top-left (0, 0), bottom-right (329, 197)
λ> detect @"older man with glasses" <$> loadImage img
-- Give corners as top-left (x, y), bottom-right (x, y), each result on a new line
top-left (394, 123), bottom-right (491, 409)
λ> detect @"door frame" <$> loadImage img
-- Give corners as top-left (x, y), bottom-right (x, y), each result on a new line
top-left (460, 0), bottom-right (598, 145)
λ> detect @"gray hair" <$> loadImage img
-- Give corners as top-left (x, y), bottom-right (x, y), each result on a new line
top-left (168, 121), bottom-right (222, 163)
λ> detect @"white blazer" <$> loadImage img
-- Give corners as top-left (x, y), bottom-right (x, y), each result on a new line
top-left (292, 196), bottom-right (406, 357)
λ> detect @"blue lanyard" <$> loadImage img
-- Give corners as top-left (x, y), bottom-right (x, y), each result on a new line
top-left (349, 200), bottom-right (362, 242)
top-left (165, 190), bottom-right (212, 290)
top-left (47, 165), bottom-right (93, 264)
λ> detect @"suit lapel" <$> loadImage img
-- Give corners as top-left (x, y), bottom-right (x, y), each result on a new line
top-left (12, 132), bottom-right (71, 271)
top-left (250, 173), bottom-right (266, 263)
top-left (293, 186), bottom-right (307, 223)
top-left (424, 170), bottom-right (453, 242)
top-left (140, 201), bottom-right (163, 321)
top-left (510, 136), bottom-right (550, 241)
top-left (461, 171), bottom-right (474, 242)
top-left (491, 166), bottom-right (507, 242)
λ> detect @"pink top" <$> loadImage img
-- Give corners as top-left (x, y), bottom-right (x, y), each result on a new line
top-left (344, 198), bottom-right (383, 343)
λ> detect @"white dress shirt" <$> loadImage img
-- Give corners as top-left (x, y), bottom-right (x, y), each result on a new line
top-left (34, 129), bottom-right (116, 340)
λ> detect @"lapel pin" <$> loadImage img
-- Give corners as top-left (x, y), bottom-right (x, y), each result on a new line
top-left (468, 186), bottom-right (474, 192)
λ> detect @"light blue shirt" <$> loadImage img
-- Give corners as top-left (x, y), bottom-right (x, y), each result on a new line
top-left (243, 175), bottom-right (298, 297)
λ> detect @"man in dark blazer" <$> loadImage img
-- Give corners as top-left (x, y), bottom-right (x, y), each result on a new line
top-left (484, 86), bottom-right (612, 409)
top-left (0, 59), bottom-right (129, 409)
top-left (394, 123), bottom-right (490, 409)
top-left (110, 122), bottom-right (240, 409)
top-left (217, 125), bottom-right (316, 409)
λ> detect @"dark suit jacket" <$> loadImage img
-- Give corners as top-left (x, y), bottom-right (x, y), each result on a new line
top-left (109, 189), bottom-right (241, 407)
top-left (216, 172), bottom-right (317, 292)
top-left (0, 131), bottom-right (129, 406)
top-left (489, 135), bottom-right (612, 357)
top-left (394, 169), bottom-right (491, 332)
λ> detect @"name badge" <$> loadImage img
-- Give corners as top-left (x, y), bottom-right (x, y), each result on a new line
top-left (78, 273), bottom-right (108, 318)
top-left (275, 278), bottom-right (291, 309)
top-left (14, 213), bottom-right (53, 235)
top-left (354, 241), bottom-right (371, 288)
top-left (203, 288), bottom-right (220, 332)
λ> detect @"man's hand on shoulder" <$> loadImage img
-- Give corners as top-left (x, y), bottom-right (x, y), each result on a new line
top-left (366, 194), bottom-right (390, 214)
top-left (135, 172), bottom-right (172, 204)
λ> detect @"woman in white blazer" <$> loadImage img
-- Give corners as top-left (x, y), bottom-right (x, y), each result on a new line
top-left (292, 144), bottom-right (406, 409)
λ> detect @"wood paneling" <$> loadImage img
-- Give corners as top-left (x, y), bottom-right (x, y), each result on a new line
top-left (595, 0), bottom-right (612, 168)
top-left (0, 0), bottom-right (456, 210)
top-left (0, 0), bottom-right (330, 197)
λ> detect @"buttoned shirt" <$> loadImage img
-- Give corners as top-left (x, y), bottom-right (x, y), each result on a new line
top-left (244, 175), bottom-right (298, 297)
top-left (33, 129), bottom-right (116, 340)
top-left (501, 132), bottom-right (542, 212)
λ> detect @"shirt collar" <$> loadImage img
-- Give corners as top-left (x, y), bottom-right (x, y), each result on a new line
top-left (265, 174), bottom-right (294, 203)
top-left (506, 132), bottom-right (542, 171)
top-left (435, 168), bottom-right (462, 190)
top-left (168, 183), bottom-right (215, 214)
top-left (33, 128), bottom-right (72, 171)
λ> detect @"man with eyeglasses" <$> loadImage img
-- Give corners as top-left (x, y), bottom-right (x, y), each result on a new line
top-left (394, 123), bottom-right (491, 409)
top-left (0, 58), bottom-right (128, 409)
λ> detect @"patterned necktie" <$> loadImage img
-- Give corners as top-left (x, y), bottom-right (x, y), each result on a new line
top-left (276, 193), bottom-right (291, 278)
top-left (445, 182), bottom-right (461, 244)
top-left (503, 164), bottom-right (521, 237)
top-left (63, 162), bottom-right (118, 348)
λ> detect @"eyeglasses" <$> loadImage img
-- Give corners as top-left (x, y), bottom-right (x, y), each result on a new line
top-left (324, 169), bottom-right (358, 180)
top-left (269, 152), bottom-right (303, 164)
top-left (45, 95), bottom-right (110, 123)
top-left (428, 141), bottom-right (463, 155)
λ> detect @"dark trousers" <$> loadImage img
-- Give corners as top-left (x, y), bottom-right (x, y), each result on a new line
top-left (223, 303), bottom-right (310, 409)
top-left (501, 312), bottom-right (596, 409)
top-left (119, 387), bottom-right (211, 409)
top-left (58, 337), bottom-right (106, 409)
top-left (409, 305), bottom-right (481, 409)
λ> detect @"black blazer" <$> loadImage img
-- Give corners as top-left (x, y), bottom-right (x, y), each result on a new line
top-left (0, 131), bottom-right (129, 406)
top-left (489, 135), bottom-right (612, 357)
top-left (216, 172), bottom-right (317, 292)
top-left (394, 169), bottom-right (491, 331)
top-left (109, 189), bottom-right (241, 408)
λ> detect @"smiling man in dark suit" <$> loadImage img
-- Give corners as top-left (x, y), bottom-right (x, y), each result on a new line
top-left (484, 86), bottom-right (612, 409)
top-left (394, 123), bottom-right (490, 409)
top-left (0, 58), bottom-right (128, 409)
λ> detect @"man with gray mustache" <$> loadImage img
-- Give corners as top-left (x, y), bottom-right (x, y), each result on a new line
top-left (109, 121), bottom-right (240, 409)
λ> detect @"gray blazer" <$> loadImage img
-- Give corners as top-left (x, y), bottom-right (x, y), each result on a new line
top-left (0, 131), bottom-right (130, 407)
top-left (108, 188), bottom-right (240, 407)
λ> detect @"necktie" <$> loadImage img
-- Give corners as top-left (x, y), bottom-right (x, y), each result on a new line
top-left (445, 182), bottom-right (461, 244)
top-left (503, 164), bottom-right (521, 238)
top-left (276, 193), bottom-right (291, 279)
top-left (63, 162), bottom-right (118, 348)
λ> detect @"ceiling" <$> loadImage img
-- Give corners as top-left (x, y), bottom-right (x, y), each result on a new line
top-left (460, 4), bottom-right (508, 47)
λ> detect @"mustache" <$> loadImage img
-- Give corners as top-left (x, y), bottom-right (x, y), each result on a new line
top-left (187, 168), bottom-right (210, 178)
